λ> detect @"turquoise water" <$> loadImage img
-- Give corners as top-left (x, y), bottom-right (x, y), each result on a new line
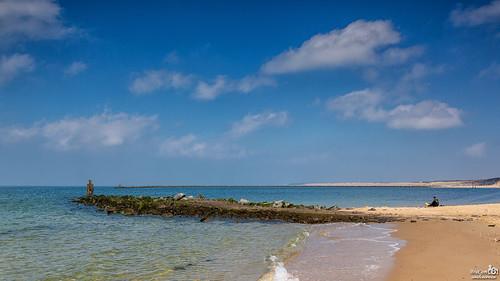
top-left (1, 186), bottom-right (500, 281)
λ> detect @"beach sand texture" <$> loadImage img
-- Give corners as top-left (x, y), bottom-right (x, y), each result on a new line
top-left (348, 203), bottom-right (500, 224)
top-left (356, 204), bottom-right (500, 281)
top-left (388, 220), bottom-right (500, 281)
top-left (272, 204), bottom-right (500, 281)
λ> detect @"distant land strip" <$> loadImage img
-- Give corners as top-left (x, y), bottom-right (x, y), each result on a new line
top-left (116, 177), bottom-right (500, 189)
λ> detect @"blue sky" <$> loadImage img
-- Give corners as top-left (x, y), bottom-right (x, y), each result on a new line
top-left (0, 0), bottom-right (499, 185)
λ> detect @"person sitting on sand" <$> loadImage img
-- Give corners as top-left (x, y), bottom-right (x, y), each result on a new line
top-left (425, 196), bottom-right (439, 207)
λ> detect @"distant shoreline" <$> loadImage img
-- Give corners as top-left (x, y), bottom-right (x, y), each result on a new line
top-left (116, 177), bottom-right (500, 189)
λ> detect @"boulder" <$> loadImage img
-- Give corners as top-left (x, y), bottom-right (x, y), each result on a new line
top-left (174, 193), bottom-right (186, 200)
top-left (272, 200), bottom-right (284, 208)
top-left (239, 198), bottom-right (250, 204)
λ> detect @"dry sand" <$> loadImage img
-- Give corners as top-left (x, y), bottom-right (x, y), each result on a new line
top-left (348, 203), bottom-right (500, 224)
top-left (388, 220), bottom-right (500, 281)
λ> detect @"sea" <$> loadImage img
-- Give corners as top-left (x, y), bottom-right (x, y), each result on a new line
top-left (1, 186), bottom-right (500, 281)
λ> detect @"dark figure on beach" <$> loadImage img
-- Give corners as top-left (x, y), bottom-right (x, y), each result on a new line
top-left (427, 196), bottom-right (439, 207)
top-left (86, 179), bottom-right (94, 197)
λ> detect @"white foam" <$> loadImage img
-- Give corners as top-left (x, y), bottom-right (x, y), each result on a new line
top-left (268, 256), bottom-right (299, 281)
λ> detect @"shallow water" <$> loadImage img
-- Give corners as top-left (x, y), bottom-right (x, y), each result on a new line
top-left (1, 186), bottom-right (499, 280)
top-left (281, 223), bottom-right (403, 281)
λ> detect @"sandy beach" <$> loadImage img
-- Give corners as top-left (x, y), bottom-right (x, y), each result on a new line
top-left (356, 204), bottom-right (500, 281)
top-left (348, 203), bottom-right (500, 224)
top-left (269, 203), bottom-right (500, 281)
top-left (388, 220), bottom-right (500, 281)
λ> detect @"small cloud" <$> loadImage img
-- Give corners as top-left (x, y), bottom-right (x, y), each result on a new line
top-left (129, 69), bottom-right (192, 95)
top-left (327, 89), bottom-right (463, 130)
top-left (0, 0), bottom-right (76, 45)
top-left (381, 46), bottom-right (425, 65)
top-left (386, 101), bottom-right (462, 130)
top-left (64, 61), bottom-right (87, 76)
top-left (159, 134), bottom-right (246, 159)
top-left (326, 89), bottom-right (386, 122)
top-left (229, 111), bottom-right (289, 137)
top-left (159, 134), bottom-right (207, 158)
top-left (163, 51), bottom-right (180, 64)
top-left (0, 53), bottom-right (35, 85)
top-left (236, 75), bottom-right (276, 93)
top-left (392, 63), bottom-right (445, 97)
top-left (261, 20), bottom-right (403, 74)
top-left (464, 142), bottom-right (487, 158)
top-left (450, 0), bottom-right (500, 27)
top-left (193, 75), bottom-right (275, 101)
top-left (478, 62), bottom-right (500, 79)
top-left (0, 112), bottom-right (157, 150)
top-left (193, 75), bottom-right (228, 100)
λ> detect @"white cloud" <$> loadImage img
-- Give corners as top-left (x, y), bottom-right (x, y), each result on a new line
top-left (381, 46), bottom-right (425, 65)
top-left (1, 112), bottom-right (157, 150)
top-left (159, 134), bottom-right (207, 158)
top-left (386, 101), bottom-right (462, 130)
top-left (159, 134), bottom-right (246, 159)
top-left (229, 111), bottom-right (289, 137)
top-left (194, 75), bottom-right (228, 100)
top-left (393, 63), bottom-right (445, 96)
top-left (0, 53), bottom-right (35, 85)
top-left (129, 69), bottom-right (192, 95)
top-left (236, 75), bottom-right (276, 93)
top-left (326, 89), bottom-right (386, 122)
top-left (0, 0), bottom-right (75, 44)
top-left (193, 75), bottom-right (275, 101)
top-left (327, 89), bottom-right (463, 130)
top-left (479, 62), bottom-right (500, 79)
top-left (64, 61), bottom-right (87, 76)
top-left (261, 20), bottom-right (407, 74)
top-left (464, 142), bottom-right (487, 158)
top-left (450, 0), bottom-right (500, 27)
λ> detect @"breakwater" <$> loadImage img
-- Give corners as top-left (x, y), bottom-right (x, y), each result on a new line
top-left (75, 195), bottom-right (396, 224)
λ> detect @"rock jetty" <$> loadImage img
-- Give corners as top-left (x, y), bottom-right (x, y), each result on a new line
top-left (75, 195), bottom-right (396, 224)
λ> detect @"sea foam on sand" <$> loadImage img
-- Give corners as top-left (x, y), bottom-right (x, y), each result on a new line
top-left (265, 223), bottom-right (404, 281)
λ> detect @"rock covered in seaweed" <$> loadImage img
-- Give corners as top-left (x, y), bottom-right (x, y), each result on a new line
top-left (74, 195), bottom-right (397, 224)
